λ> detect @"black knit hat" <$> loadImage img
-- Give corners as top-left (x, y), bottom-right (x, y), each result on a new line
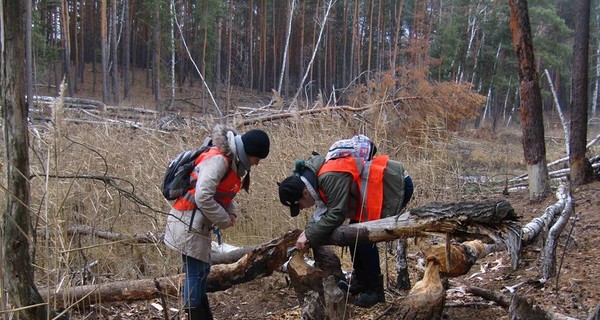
top-left (278, 175), bottom-right (305, 217)
top-left (241, 129), bottom-right (270, 159)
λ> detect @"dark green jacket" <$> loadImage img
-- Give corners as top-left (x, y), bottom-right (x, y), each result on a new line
top-left (302, 154), bottom-right (407, 244)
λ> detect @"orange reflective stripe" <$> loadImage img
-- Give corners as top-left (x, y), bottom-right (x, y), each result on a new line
top-left (173, 148), bottom-right (241, 211)
top-left (318, 157), bottom-right (362, 180)
top-left (362, 155), bottom-right (388, 221)
top-left (318, 156), bottom-right (389, 222)
top-left (318, 157), bottom-right (364, 220)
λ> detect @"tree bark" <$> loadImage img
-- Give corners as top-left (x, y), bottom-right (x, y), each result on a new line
top-left (101, 0), bottom-right (110, 103)
top-left (123, 0), bottom-right (131, 100)
top-left (1, 1), bottom-right (49, 318)
top-left (508, 0), bottom-right (550, 201)
top-left (110, 0), bottom-right (120, 105)
top-left (323, 200), bottom-right (517, 246)
top-left (49, 230), bottom-right (301, 308)
top-left (569, 0), bottom-right (594, 187)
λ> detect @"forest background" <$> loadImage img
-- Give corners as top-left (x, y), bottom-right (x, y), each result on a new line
top-left (2, 0), bottom-right (600, 319)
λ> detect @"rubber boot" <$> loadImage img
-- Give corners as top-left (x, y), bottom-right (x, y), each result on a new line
top-left (353, 274), bottom-right (385, 308)
top-left (201, 294), bottom-right (214, 320)
top-left (184, 307), bottom-right (203, 320)
top-left (337, 273), bottom-right (368, 295)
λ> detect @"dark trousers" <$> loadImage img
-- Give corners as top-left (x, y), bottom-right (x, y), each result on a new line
top-left (349, 221), bottom-right (382, 279)
top-left (403, 175), bottom-right (414, 209)
top-left (348, 175), bottom-right (413, 280)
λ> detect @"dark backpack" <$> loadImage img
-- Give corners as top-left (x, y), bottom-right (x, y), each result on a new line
top-left (161, 139), bottom-right (213, 201)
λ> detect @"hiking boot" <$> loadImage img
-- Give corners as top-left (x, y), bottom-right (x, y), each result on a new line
top-left (201, 295), bottom-right (214, 320)
top-left (185, 296), bottom-right (213, 320)
top-left (353, 275), bottom-right (385, 308)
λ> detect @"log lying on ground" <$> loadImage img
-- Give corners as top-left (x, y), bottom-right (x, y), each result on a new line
top-left (49, 200), bottom-right (517, 309)
top-left (325, 200), bottom-right (518, 246)
top-left (49, 230), bottom-right (300, 308)
top-left (463, 285), bottom-right (579, 320)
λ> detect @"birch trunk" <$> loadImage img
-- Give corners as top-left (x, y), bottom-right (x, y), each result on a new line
top-left (277, 0), bottom-right (295, 94)
top-left (291, 0), bottom-right (334, 105)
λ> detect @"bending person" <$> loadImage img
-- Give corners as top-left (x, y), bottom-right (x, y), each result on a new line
top-left (278, 148), bottom-right (413, 308)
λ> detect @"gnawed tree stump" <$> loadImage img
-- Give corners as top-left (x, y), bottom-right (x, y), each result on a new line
top-left (425, 240), bottom-right (486, 277)
top-left (287, 249), bottom-right (323, 305)
top-left (397, 257), bottom-right (446, 320)
top-left (287, 249), bottom-right (350, 320)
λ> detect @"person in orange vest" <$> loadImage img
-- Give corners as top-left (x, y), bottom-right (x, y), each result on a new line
top-left (164, 124), bottom-right (270, 320)
top-left (278, 148), bottom-right (413, 308)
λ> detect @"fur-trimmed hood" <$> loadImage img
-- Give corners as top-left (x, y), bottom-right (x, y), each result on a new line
top-left (210, 124), bottom-right (237, 159)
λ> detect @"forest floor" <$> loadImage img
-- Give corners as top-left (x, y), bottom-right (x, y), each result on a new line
top-left (70, 178), bottom-right (600, 320)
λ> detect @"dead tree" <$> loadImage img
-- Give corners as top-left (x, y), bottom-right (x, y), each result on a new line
top-left (49, 230), bottom-right (300, 308)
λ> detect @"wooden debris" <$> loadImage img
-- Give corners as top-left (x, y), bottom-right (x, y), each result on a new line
top-left (49, 230), bottom-right (300, 308)
top-left (397, 257), bottom-right (446, 320)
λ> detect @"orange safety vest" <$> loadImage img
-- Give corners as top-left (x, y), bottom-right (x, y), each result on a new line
top-left (173, 148), bottom-right (241, 211)
top-left (317, 155), bottom-right (389, 222)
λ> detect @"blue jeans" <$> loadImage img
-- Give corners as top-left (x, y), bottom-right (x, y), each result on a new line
top-left (182, 255), bottom-right (211, 308)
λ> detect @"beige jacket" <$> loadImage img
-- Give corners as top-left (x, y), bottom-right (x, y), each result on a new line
top-left (164, 125), bottom-right (246, 262)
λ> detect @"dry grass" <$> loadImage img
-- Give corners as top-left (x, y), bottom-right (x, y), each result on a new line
top-left (17, 116), bottom-right (477, 291)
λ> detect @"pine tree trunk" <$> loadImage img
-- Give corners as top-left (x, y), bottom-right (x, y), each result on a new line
top-left (1, 1), bottom-right (49, 318)
top-left (26, 0), bottom-right (33, 109)
top-left (101, 0), bottom-right (110, 103)
top-left (61, 0), bottom-right (74, 96)
top-left (508, 0), bottom-right (550, 201)
top-left (569, 0), bottom-right (593, 187)
top-left (249, 0), bottom-right (255, 90)
top-left (152, 2), bottom-right (162, 110)
top-left (110, 0), bottom-right (120, 105)
top-left (123, 0), bottom-right (131, 100)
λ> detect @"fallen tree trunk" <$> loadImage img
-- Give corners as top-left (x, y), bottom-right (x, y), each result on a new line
top-left (48, 200), bottom-right (519, 309)
top-left (49, 230), bottom-right (300, 308)
top-left (325, 200), bottom-right (518, 246)
top-left (463, 285), bottom-right (578, 320)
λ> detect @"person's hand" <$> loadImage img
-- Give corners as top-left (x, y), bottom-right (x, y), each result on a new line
top-left (296, 231), bottom-right (309, 250)
top-left (229, 213), bottom-right (237, 226)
